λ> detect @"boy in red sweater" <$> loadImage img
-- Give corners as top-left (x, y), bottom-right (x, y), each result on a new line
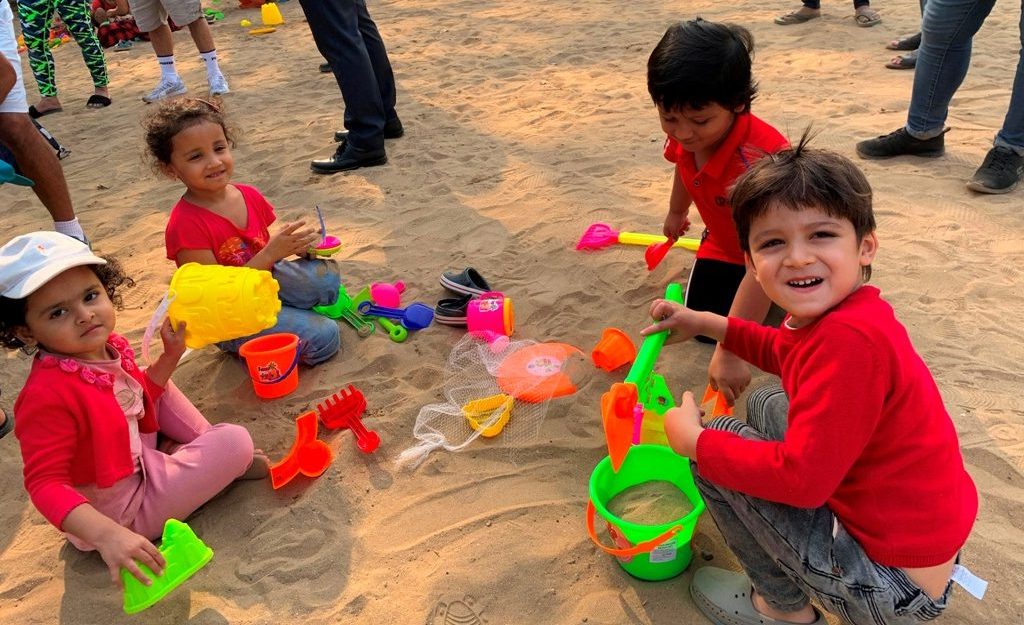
top-left (641, 138), bottom-right (981, 625)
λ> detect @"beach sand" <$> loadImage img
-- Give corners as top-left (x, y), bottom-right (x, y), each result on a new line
top-left (2, 1), bottom-right (1023, 623)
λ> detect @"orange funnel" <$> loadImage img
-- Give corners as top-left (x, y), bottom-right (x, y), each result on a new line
top-left (601, 383), bottom-right (638, 472)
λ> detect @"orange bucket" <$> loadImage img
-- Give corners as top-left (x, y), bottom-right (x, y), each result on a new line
top-left (239, 333), bottom-right (300, 399)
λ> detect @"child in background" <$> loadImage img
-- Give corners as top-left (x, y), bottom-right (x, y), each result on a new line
top-left (0, 232), bottom-right (267, 588)
top-left (90, 0), bottom-right (141, 50)
top-left (647, 19), bottom-right (788, 407)
top-left (145, 98), bottom-right (342, 365)
top-left (641, 139), bottom-right (980, 625)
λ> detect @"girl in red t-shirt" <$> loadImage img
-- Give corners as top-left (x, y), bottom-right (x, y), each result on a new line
top-left (145, 99), bottom-right (342, 365)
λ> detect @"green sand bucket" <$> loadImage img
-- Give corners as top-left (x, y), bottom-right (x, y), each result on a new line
top-left (586, 444), bottom-right (705, 581)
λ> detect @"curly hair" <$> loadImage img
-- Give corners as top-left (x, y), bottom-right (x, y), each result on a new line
top-left (0, 257), bottom-right (134, 352)
top-left (142, 97), bottom-right (235, 170)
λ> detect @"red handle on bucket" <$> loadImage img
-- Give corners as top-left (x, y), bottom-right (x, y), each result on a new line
top-left (586, 501), bottom-right (682, 558)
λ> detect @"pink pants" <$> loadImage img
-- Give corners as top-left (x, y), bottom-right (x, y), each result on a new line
top-left (70, 381), bottom-right (254, 547)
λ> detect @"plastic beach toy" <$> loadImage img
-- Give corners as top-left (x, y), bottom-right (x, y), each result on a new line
top-left (576, 223), bottom-right (700, 252)
top-left (314, 284), bottom-right (375, 338)
top-left (591, 327), bottom-right (636, 372)
top-left (701, 384), bottom-right (733, 418)
top-left (121, 520), bottom-right (213, 614)
top-left (261, 2), bottom-right (284, 25)
top-left (240, 18), bottom-right (251, 26)
top-left (587, 444), bottom-right (705, 581)
top-left (249, 26), bottom-right (276, 35)
top-left (309, 204), bottom-right (342, 257)
top-left (462, 393), bottom-right (513, 437)
top-left (167, 263), bottom-right (281, 349)
top-left (370, 281), bottom-right (405, 308)
top-left (316, 384), bottom-right (380, 453)
top-left (352, 286), bottom-right (408, 342)
top-left (466, 292), bottom-right (513, 338)
top-left (357, 301), bottom-right (434, 331)
top-left (602, 283), bottom-right (684, 472)
top-left (270, 411), bottom-right (333, 489)
top-left (644, 238), bottom-right (675, 271)
top-left (496, 342), bottom-right (583, 403)
top-left (239, 333), bottom-right (300, 399)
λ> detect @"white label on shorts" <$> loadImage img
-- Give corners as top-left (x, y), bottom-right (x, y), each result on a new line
top-left (648, 542), bottom-right (677, 564)
top-left (951, 564), bottom-right (988, 600)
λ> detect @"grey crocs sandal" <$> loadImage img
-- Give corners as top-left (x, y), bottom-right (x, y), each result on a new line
top-left (690, 567), bottom-right (826, 625)
top-left (439, 267), bottom-right (492, 297)
top-left (435, 294), bottom-right (472, 326)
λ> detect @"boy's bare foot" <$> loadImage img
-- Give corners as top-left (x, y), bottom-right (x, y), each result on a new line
top-left (775, 7), bottom-right (820, 25)
top-left (240, 450), bottom-right (270, 480)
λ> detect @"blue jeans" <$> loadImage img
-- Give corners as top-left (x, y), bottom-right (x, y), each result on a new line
top-left (296, 0), bottom-right (397, 152)
top-left (217, 259), bottom-right (341, 365)
top-left (693, 384), bottom-right (953, 625)
top-left (907, 0), bottom-right (1024, 155)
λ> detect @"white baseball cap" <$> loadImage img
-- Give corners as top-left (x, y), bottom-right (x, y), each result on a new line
top-left (0, 232), bottom-right (107, 299)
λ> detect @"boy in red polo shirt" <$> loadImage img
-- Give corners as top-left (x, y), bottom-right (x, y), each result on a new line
top-left (642, 139), bottom-right (981, 625)
top-left (647, 19), bottom-right (788, 409)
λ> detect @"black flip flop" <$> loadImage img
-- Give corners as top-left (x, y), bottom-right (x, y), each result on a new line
top-left (886, 33), bottom-right (921, 51)
top-left (86, 94), bottom-right (112, 109)
top-left (28, 105), bottom-right (63, 119)
top-left (0, 389), bottom-right (12, 440)
top-left (439, 267), bottom-right (491, 297)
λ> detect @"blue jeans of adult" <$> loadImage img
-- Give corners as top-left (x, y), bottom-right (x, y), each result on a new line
top-left (296, 0), bottom-right (397, 152)
top-left (907, 0), bottom-right (1024, 155)
top-left (217, 258), bottom-right (341, 365)
top-left (692, 384), bottom-right (955, 625)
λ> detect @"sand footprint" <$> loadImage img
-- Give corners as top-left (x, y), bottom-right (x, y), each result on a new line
top-left (427, 595), bottom-right (486, 625)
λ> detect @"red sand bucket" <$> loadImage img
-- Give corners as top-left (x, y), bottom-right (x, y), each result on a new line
top-left (239, 333), bottom-right (300, 399)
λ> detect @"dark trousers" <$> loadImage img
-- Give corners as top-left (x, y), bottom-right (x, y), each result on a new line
top-left (296, 0), bottom-right (397, 152)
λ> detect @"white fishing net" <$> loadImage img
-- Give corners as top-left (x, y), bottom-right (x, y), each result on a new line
top-left (396, 334), bottom-right (587, 469)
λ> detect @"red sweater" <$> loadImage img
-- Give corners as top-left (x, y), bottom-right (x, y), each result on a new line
top-left (13, 334), bottom-right (164, 529)
top-left (698, 286), bottom-right (977, 567)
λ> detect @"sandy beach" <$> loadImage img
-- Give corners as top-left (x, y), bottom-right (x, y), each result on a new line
top-left (1, 1), bottom-right (1023, 623)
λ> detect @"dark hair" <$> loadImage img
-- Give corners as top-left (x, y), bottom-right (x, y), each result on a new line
top-left (0, 257), bottom-right (134, 352)
top-left (730, 130), bottom-right (876, 280)
top-left (143, 97), bottom-right (234, 169)
top-left (647, 18), bottom-right (757, 113)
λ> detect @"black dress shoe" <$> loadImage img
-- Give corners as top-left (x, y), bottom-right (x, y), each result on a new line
top-left (334, 118), bottom-right (405, 143)
top-left (311, 145), bottom-right (387, 174)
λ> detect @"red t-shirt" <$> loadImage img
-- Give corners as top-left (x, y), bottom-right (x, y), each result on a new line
top-left (164, 184), bottom-right (275, 267)
top-left (698, 286), bottom-right (978, 568)
top-left (663, 113), bottom-right (788, 265)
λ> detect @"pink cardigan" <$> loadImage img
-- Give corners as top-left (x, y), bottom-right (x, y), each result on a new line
top-left (13, 334), bottom-right (165, 529)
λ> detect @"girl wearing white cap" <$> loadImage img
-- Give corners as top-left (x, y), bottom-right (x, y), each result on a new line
top-left (0, 231), bottom-right (267, 589)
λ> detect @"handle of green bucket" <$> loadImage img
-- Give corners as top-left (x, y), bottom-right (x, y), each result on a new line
top-left (259, 344), bottom-right (301, 385)
top-left (586, 501), bottom-right (682, 558)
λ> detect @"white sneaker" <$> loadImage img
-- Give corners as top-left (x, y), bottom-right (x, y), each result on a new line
top-left (208, 73), bottom-right (230, 96)
top-left (142, 78), bottom-right (187, 103)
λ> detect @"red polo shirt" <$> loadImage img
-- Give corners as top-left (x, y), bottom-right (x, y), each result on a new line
top-left (664, 113), bottom-right (787, 265)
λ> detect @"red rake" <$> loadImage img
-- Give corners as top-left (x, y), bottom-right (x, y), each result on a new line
top-left (316, 384), bottom-right (380, 453)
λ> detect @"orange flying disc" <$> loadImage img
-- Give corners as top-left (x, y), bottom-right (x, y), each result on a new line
top-left (496, 342), bottom-right (583, 403)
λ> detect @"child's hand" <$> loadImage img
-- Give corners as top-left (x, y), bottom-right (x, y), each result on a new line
top-left (160, 319), bottom-right (186, 362)
top-left (640, 299), bottom-right (697, 344)
top-left (663, 211), bottom-right (691, 240)
top-left (707, 348), bottom-right (751, 408)
top-left (664, 391), bottom-right (704, 458)
top-left (93, 524), bottom-right (166, 589)
top-left (266, 221), bottom-right (321, 260)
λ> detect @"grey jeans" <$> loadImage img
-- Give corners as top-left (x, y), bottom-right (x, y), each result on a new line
top-left (693, 383), bottom-right (953, 625)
